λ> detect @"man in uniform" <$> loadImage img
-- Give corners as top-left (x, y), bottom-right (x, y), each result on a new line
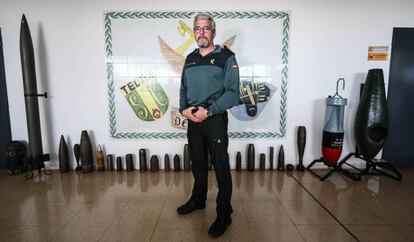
top-left (177, 12), bottom-right (240, 237)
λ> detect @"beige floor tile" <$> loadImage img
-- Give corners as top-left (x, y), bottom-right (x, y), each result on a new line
top-left (251, 224), bottom-right (305, 242)
top-left (347, 225), bottom-right (412, 242)
top-left (117, 200), bottom-right (164, 226)
top-left (358, 172), bottom-right (403, 186)
top-left (264, 171), bottom-right (299, 185)
top-left (296, 225), bottom-right (356, 242)
top-left (0, 201), bottom-right (34, 226)
top-left (242, 201), bottom-right (293, 225)
top-left (348, 182), bottom-right (414, 224)
top-left (388, 225), bottom-right (414, 242)
top-left (0, 201), bottom-right (84, 226)
top-left (49, 223), bottom-right (112, 242)
top-left (280, 200), bottom-right (338, 225)
top-left (273, 184), bottom-right (315, 201)
top-left (212, 225), bottom-right (254, 242)
top-left (0, 225), bottom-right (9, 241)
top-left (165, 183), bottom-right (193, 202)
top-left (323, 200), bottom-right (386, 225)
top-left (100, 220), bottom-right (154, 242)
top-left (151, 222), bottom-right (210, 242)
top-left (129, 175), bottom-right (172, 203)
top-left (151, 221), bottom-right (252, 242)
top-left (301, 182), bottom-right (355, 201)
top-left (23, 201), bottom-right (85, 226)
top-left (366, 202), bottom-right (414, 225)
top-left (65, 201), bottom-right (127, 227)
top-left (351, 183), bottom-right (406, 205)
top-left (17, 173), bottom-right (111, 203)
top-left (0, 225), bottom-right (62, 241)
top-left (238, 189), bottom-right (278, 203)
top-left (236, 172), bottom-right (297, 192)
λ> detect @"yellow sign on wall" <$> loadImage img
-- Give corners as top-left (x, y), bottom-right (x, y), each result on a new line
top-left (368, 46), bottom-right (388, 61)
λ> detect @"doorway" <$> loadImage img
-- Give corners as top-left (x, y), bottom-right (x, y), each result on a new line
top-left (0, 28), bottom-right (12, 169)
top-left (383, 28), bottom-right (414, 167)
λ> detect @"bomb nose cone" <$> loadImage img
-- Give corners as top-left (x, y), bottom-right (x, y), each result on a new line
top-left (20, 14), bottom-right (29, 34)
top-left (20, 14), bottom-right (32, 47)
top-left (20, 14), bottom-right (34, 83)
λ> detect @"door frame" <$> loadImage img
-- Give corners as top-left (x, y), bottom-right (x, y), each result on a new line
top-left (383, 27), bottom-right (414, 167)
top-left (0, 28), bottom-right (12, 169)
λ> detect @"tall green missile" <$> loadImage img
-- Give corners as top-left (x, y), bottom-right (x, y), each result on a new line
top-left (20, 14), bottom-right (49, 173)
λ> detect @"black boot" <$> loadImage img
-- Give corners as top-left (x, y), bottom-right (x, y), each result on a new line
top-left (208, 214), bottom-right (232, 237)
top-left (177, 199), bottom-right (206, 215)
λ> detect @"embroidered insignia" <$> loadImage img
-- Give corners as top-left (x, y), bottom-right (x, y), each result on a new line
top-left (186, 62), bottom-right (196, 67)
top-left (231, 57), bottom-right (238, 68)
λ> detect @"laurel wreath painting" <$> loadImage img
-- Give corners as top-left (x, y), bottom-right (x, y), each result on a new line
top-left (105, 11), bottom-right (290, 139)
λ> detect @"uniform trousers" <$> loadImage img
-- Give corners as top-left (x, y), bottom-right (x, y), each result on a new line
top-left (187, 112), bottom-right (233, 215)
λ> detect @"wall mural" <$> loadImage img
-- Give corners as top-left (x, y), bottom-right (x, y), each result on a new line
top-left (104, 11), bottom-right (290, 139)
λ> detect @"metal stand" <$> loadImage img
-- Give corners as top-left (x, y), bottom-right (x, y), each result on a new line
top-left (307, 153), bottom-right (362, 181)
top-left (25, 165), bottom-right (52, 180)
top-left (307, 152), bottom-right (402, 181)
top-left (24, 154), bottom-right (52, 180)
top-left (359, 156), bottom-right (402, 181)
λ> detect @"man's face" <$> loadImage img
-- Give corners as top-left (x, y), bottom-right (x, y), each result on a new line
top-left (194, 19), bottom-right (215, 48)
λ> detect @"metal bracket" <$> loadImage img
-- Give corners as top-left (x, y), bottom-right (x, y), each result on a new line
top-left (24, 92), bottom-right (48, 98)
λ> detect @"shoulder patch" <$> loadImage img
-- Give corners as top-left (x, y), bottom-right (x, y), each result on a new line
top-left (229, 55), bottom-right (238, 69)
top-left (231, 57), bottom-right (238, 69)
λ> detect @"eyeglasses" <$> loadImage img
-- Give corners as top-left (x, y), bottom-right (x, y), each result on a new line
top-left (193, 26), bottom-right (214, 32)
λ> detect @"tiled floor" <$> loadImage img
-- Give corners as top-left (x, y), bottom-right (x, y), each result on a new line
top-left (0, 168), bottom-right (413, 241)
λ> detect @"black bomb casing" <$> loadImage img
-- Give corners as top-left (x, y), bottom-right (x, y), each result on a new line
top-left (20, 14), bottom-right (49, 170)
top-left (354, 69), bottom-right (388, 159)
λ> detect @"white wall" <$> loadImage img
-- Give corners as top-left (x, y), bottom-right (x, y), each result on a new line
top-left (1, 0), bottom-right (413, 169)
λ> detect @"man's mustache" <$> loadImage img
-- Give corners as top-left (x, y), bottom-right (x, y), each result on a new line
top-left (197, 36), bottom-right (208, 41)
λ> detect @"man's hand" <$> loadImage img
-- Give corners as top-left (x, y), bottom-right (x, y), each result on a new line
top-left (182, 107), bottom-right (202, 122)
top-left (193, 106), bottom-right (209, 121)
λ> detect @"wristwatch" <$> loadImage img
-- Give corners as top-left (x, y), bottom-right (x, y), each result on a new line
top-left (207, 110), bottom-right (213, 117)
